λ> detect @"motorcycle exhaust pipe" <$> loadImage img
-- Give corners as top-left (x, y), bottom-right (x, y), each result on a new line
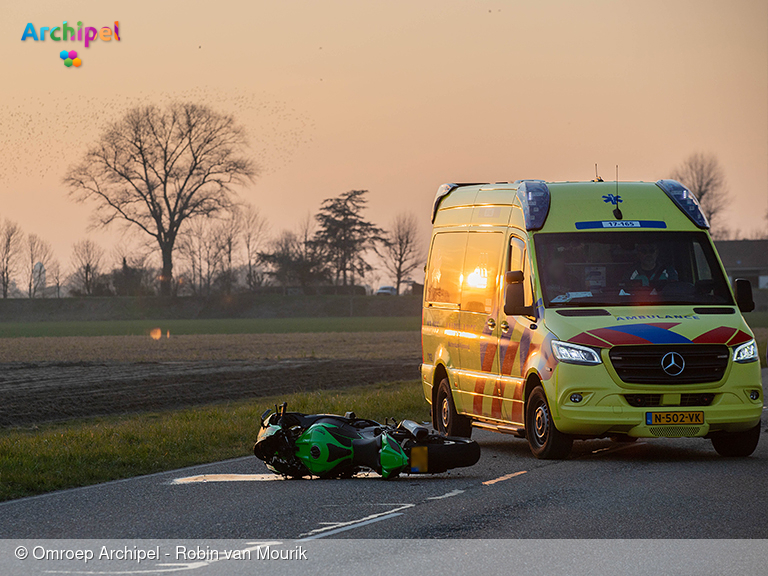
top-left (399, 419), bottom-right (429, 441)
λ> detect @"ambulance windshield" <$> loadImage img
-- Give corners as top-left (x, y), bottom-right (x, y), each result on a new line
top-left (534, 231), bottom-right (734, 307)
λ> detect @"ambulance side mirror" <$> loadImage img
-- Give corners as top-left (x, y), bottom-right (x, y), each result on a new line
top-left (734, 278), bottom-right (755, 313)
top-left (504, 271), bottom-right (534, 317)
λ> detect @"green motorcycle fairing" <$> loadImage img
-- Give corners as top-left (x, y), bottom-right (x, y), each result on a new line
top-left (294, 423), bottom-right (355, 476)
top-left (294, 422), bottom-right (409, 478)
top-left (378, 433), bottom-right (410, 479)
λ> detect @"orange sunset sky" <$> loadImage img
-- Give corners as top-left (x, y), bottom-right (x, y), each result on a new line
top-left (1, 0), bottom-right (767, 267)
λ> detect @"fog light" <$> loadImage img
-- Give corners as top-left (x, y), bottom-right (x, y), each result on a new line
top-left (570, 393), bottom-right (583, 403)
top-left (749, 390), bottom-right (760, 401)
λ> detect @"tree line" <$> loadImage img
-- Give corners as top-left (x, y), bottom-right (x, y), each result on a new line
top-left (0, 190), bottom-right (424, 299)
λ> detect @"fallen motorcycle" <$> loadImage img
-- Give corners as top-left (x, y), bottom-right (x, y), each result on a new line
top-left (254, 403), bottom-right (481, 479)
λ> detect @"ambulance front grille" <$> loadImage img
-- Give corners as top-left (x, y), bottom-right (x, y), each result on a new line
top-left (624, 393), bottom-right (715, 407)
top-left (609, 345), bottom-right (729, 384)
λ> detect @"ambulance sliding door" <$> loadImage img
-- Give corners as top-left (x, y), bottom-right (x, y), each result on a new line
top-left (457, 232), bottom-right (505, 417)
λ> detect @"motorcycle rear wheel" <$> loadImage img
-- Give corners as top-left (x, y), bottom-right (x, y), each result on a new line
top-left (409, 436), bottom-right (480, 474)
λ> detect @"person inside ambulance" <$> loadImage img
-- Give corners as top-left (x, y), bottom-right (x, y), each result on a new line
top-left (544, 250), bottom-right (582, 298)
top-left (627, 242), bottom-right (678, 291)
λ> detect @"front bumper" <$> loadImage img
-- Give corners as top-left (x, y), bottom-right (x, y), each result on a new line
top-left (545, 358), bottom-right (763, 438)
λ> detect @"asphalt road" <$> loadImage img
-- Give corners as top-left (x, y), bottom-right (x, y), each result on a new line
top-left (2, 369), bottom-right (767, 550)
top-left (2, 424), bottom-right (766, 540)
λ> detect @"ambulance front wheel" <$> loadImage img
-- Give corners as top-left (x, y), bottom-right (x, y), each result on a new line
top-left (435, 378), bottom-right (472, 438)
top-left (710, 420), bottom-right (761, 457)
top-left (525, 386), bottom-right (573, 459)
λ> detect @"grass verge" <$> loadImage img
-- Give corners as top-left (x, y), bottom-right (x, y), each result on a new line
top-left (0, 380), bottom-right (428, 502)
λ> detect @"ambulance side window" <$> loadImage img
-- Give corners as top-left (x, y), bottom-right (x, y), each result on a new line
top-left (461, 232), bottom-right (504, 314)
top-left (425, 232), bottom-right (467, 305)
top-left (509, 236), bottom-right (533, 308)
top-left (693, 242), bottom-right (713, 281)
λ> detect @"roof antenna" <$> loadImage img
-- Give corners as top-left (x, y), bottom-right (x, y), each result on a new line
top-left (593, 163), bottom-right (604, 182)
top-left (613, 165), bottom-right (623, 220)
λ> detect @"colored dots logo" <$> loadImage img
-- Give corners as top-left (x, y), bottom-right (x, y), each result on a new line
top-left (59, 50), bottom-right (82, 68)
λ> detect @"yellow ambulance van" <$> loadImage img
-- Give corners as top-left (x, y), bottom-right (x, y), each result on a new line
top-left (422, 179), bottom-right (762, 459)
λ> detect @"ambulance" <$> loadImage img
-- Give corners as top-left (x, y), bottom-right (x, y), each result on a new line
top-left (421, 179), bottom-right (762, 458)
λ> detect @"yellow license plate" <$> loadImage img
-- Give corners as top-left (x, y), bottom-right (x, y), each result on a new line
top-left (410, 446), bottom-right (428, 473)
top-left (646, 411), bottom-right (704, 425)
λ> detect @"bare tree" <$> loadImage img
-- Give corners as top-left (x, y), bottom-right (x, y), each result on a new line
top-left (70, 239), bottom-right (105, 296)
top-left (296, 212), bottom-right (320, 272)
top-left (64, 102), bottom-right (256, 297)
top-left (178, 218), bottom-right (225, 297)
top-left (259, 228), bottom-right (329, 292)
top-left (671, 153), bottom-right (729, 232)
top-left (380, 212), bottom-right (424, 295)
top-left (241, 204), bottom-right (270, 291)
top-left (25, 233), bottom-right (54, 298)
top-left (0, 219), bottom-right (24, 298)
top-left (215, 210), bottom-right (242, 294)
top-left (48, 259), bottom-right (64, 298)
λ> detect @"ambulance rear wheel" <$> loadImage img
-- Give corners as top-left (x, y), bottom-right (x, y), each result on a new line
top-left (711, 421), bottom-right (761, 457)
top-left (525, 386), bottom-right (573, 459)
top-left (435, 378), bottom-right (472, 438)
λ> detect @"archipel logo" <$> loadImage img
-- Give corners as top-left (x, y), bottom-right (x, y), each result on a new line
top-left (21, 21), bottom-right (121, 68)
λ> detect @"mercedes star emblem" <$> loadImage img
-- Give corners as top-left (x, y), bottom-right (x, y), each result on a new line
top-left (661, 351), bottom-right (685, 376)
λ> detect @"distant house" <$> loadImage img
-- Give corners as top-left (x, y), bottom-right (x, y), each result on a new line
top-left (714, 240), bottom-right (768, 287)
top-left (406, 281), bottom-right (424, 297)
top-left (714, 239), bottom-right (768, 310)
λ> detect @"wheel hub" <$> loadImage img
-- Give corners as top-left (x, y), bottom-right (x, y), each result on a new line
top-left (534, 404), bottom-right (549, 443)
top-left (441, 397), bottom-right (450, 429)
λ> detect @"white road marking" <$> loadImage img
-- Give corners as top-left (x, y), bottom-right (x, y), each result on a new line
top-left (427, 489), bottom-right (465, 500)
top-left (299, 512), bottom-right (405, 540)
top-left (43, 542), bottom-right (281, 575)
top-left (482, 470), bottom-right (527, 486)
top-left (298, 504), bottom-right (414, 540)
top-left (171, 474), bottom-right (285, 484)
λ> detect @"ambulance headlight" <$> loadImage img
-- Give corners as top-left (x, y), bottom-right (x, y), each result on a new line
top-left (551, 340), bottom-right (602, 365)
top-left (733, 339), bottom-right (758, 363)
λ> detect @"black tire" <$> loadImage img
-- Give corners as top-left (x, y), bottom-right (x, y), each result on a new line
top-left (711, 421), bottom-right (761, 457)
top-left (408, 436), bottom-right (481, 474)
top-left (434, 378), bottom-right (473, 438)
top-left (525, 386), bottom-right (573, 459)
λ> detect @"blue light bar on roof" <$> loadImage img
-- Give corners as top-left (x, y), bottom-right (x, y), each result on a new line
top-left (656, 179), bottom-right (709, 229)
top-left (517, 180), bottom-right (551, 230)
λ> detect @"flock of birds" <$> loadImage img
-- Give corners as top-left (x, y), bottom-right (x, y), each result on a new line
top-left (0, 86), bottom-right (316, 185)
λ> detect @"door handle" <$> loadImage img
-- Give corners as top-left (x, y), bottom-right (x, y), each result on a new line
top-left (500, 321), bottom-right (510, 333)
top-left (487, 318), bottom-right (496, 329)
